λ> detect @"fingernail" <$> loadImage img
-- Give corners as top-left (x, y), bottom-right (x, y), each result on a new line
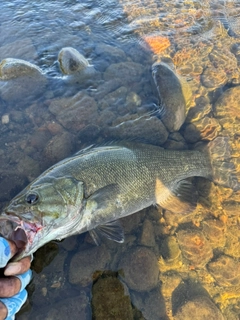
top-left (4, 263), bottom-right (21, 276)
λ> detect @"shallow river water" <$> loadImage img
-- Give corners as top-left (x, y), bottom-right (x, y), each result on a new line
top-left (0, 0), bottom-right (240, 319)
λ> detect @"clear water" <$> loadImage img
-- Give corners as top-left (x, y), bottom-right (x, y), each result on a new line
top-left (0, 0), bottom-right (240, 319)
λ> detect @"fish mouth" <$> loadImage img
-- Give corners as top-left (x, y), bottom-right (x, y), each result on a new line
top-left (0, 213), bottom-right (43, 259)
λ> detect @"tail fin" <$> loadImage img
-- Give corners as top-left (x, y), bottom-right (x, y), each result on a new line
top-left (196, 136), bottom-right (240, 191)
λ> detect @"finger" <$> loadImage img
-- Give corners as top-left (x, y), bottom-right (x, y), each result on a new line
top-left (0, 301), bottom-right (7, 320)
top-left (0, 277), bottom-right (21, 298)
top-left (0, 239), bottom-right (17, 268)
top-left (4, 257), bottom-right (32, 276)
top-left (0, 289), bottom-right (28, 320)
top-left (0, 270), bottom-right (32, 297)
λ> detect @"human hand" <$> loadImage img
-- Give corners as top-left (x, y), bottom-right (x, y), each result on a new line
top-left (0, 238), bottom-right (32, 320)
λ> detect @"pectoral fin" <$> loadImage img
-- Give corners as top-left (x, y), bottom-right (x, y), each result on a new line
top-left (156, 178), bottom-right (198, 214)
top-left (86, 184), bottom-right (120, 207)
top-left (90, 220), bottom-right (124, 245)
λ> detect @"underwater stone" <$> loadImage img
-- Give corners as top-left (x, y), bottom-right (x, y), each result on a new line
top-left (174, 296), bottom-right (225, 320)
top-left (202, 219), bottom-right (226, 248)
top-left (48, 91), bottom-right (98, 132)
top-left (0, 58), bottom-right (47, 105)
top-left (0, 58), bottom-right (43, 80)
top-left (183, 116), bottom-right (221, 143)
top-left (69, 245), bottom-right (110, 287)
top-left (119, 246), bottom-right (159, 292)
top-left (104, 61), bottom-right (144, 86)
top-left (176, 229), bottom-right (213, 268)
top-left (58, 47), bottom-right (91, 75)
top-left (207, 255), bottom-right (240, 287)
top-left (92, 276), bottom-right (133, 320)
top-left (139, 219), bottom-right (156, 247)
top-left (105, 115), bottom-right (168, 145)
top-left (201, 66), bottom-right (228, 89)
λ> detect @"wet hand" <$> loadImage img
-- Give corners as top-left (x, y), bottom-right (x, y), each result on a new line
top-left (0, 238), bottom-right (32, 320)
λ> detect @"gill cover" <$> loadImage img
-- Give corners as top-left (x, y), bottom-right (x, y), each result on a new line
top-left (6, 176), bottom-right (84, 224)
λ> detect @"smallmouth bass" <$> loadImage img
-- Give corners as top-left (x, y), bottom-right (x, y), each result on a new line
top-left (0, 141), bottom-right (238, 259)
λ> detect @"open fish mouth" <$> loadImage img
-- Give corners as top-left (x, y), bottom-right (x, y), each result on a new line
top-left (0, 213), bottom-right (43, 257)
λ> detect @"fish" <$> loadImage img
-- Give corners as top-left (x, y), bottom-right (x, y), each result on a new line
top-left (0, 140), bottom-right (238, 260)
top-left (152, 61), bottom-right (192, 132)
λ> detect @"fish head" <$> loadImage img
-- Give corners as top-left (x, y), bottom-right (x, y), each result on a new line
top-left (0, 176), bottom-right (84, 260)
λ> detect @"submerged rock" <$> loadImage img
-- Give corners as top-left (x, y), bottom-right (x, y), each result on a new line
top-left (92, 276), bottom-right (133, 320)
top-left (174, 296), bottom-right (225, 320)
top-left (152, 61), bottom-right (192, 132)
top-left (32, 293), bottom-right (90, 320)
top-left (0, 58), bottom-right (47, 105)
top-left (48, 91), bottom-right (98, 132)
top-left (105, 115), bottom-right (168, 145)
top-left (104, 61), bottom-right (144, 86)
top-left (202, 219), bottom-right (226, 248)
top-left (131, 287), bottom-right (167, 320)
top-left (58, 47), bottom-right (94, 75)
top-left (183, 116), bottom-right (221, 143)
top-left (139, 219), bottom-right (156, 247)
top-left (69, 245), bottom-right (111, 287)
top-left (214, 86), bottom-right (240, 134)
top-left (119, 246), bottom-right (159, 292)
top-left (0, 58), bottom-right (43, 80)
top-left (207, 255), bottom-right (240, 287)
top-left (176, 229), bottom-right (213, 268)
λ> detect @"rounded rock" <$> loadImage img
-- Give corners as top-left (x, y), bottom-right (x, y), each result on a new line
top-left (58, 47), bottom-right (90, 75)
top-left (0, 58), bottom-right (43, 80)
top-left (69, 245), bottom-right (111, 287)
top-left (174, 296), bottom-right (225, 320)
top-left (176, 229), bottom-right (213, 268)
top-left (92, 276), bottom-right (133, 320)
top-left (119, 246), bottom-right (159, 292)
top-left (207, 255), bottom-right (240, 287)
top-left (202, 219), bottom-right (226, 248)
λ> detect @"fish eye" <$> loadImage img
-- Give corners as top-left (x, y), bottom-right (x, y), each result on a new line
top-left (26, 193), bottom-right (39, 205)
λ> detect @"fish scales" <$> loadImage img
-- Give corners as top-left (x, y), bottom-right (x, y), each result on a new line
top-left (30, 143), bottom-right (211, 222)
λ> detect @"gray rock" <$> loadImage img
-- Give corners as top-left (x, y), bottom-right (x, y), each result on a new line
top-left (95, 43), bottom-right (127, 63)
top-left (0, 58), bottom-right (47, 106)
top-left (0, 58), bottom-right (43, 80)
top-left (48, 92), bottom-right (98, 132)
top-left (104, 61), bottom-right (144, 86)
top-left (207, 255), bottom-right (240, 287)
top-left (132, 287), bottom-right (167, 320)
top-left (139, 219), bottom-right (156, 247)
top-left (43, 131), bottom-right (74, 165)
top-left (98, 86), bottom-right (128, 111)
top-left (183, 117), bottom-right (221, 143)
top-left (174, 296), bottom-right (225, 320)
top-left (105, 115), bottom-right (168, 145)
top-left (69, 245), bottom-right (111, 286)
top-left (119, 246), bottom-right (160, 292)
top-left (32, 293), bottom-right (90, 320)
top-left (58, 47), bottom-right (92, 75)
top-left (92, 276), bottom-right (133, 320)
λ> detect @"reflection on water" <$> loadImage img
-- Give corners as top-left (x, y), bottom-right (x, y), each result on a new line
top-left (0, 0), bottom-right (240, 319)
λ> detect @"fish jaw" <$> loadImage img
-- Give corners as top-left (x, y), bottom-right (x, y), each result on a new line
top-left (0, 213), bottom-right (44, 260)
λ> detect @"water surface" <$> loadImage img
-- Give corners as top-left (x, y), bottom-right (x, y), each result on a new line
top-left (0, 0), bottom-right (240, 319)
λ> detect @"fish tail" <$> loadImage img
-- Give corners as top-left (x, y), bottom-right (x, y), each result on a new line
top-left (196, 136), bottom-right (240, 191)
